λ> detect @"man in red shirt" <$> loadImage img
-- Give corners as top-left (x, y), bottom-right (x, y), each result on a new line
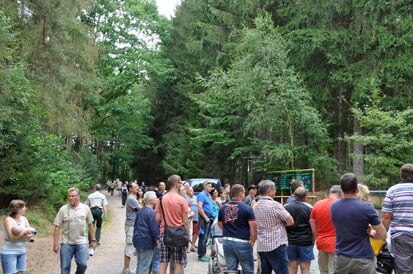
top-left (309, 185), bottom-right (343, 274)
top-left (155, 175), bottom-right (189, 274)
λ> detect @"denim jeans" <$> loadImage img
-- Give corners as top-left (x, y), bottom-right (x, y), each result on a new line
top-left (223, 240), bottom-right (254, 274)
top-left (1, 253), bottom-right (27, 274)
top-left (197, 217), bottom-right (212, 257)
top-left (259, 244), bottom-right (289, 274)
top-left (136, 249), bottom-right (154, 274)
top-left (60, 243), bottom-right (89, 274)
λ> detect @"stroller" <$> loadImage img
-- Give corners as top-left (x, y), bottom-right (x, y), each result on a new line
top-left (208, 220), bottom-right (243, 274)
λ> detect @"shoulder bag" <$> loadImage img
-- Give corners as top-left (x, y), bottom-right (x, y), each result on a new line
top-left (160, 197), bottom-right (189, 248)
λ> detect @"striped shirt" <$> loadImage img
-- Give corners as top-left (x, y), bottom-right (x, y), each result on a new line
top-left (254, 196), bottom-right (291, 252)
top-left (382, 180), bottom-right (413, 238)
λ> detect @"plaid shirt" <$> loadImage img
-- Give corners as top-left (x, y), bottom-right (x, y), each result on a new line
top-left (254, 196), bottom-right (291, 252)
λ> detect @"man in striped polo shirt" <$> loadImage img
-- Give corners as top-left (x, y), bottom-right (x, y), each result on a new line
top-left (382, 163), bottom-right (413, 274)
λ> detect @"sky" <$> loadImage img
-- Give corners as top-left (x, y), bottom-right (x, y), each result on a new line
top-left (156, 0), bottom-right (181, 19)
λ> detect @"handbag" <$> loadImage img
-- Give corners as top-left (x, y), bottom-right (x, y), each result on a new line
top-left (376, 242), bottom-right (395, 274)
top-left (160, 197), bottom-right (189, 247)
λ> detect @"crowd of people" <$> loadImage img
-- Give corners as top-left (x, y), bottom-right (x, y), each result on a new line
top-left (2, 163), bottom-right (413, 274)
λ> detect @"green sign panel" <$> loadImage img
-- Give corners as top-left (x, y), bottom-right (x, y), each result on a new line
top-left (266, 169), bottom-right (314, 191)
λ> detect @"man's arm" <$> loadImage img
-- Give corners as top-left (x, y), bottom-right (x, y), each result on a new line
top-left (248, 220), bottom-right (257, 246)
top-left (371, 223), bottom-right (387, 240)
top-left (382, 212), bottom-right (392, 231)
top-left (182, 211), bottom-right (189, 237)
top-left (284, 215), bottom-right (294, 227)
top-left (309, 218), bottom-right (317, 240)
top-left (88, 223), bottom-right (97, 248)
top-left (198, 200), bottom-right (209, 223)
top-left (53, 226), bottom-right (61, 254)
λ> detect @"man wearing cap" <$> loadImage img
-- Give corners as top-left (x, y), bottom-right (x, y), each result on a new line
top-left (244, 185), bottom-right (257, 207)
top-left (197, 181), bottom-right (214, 262)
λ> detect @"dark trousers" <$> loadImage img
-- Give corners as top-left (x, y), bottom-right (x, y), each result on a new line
top-left (90, 207), bottom-right (103, 242)
top-left (198, 217), bottom-right (213, 257)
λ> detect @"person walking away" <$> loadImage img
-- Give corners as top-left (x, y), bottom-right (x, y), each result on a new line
top-left (254, 180), bottom-right (294, 274)
top-left (243, 185), bottom-right (257, 207)
top-left (197, 181), bottom-right (215, 262)
top-left (309, 185), bottom-right (343, 274)
top-left (123, 182), bottom-right (142, 274)
top-left (382, 163), bottom-right (413, 274)
top-left (284, 187), bottom-right (314, 274)
top-left (1, 200), bottom-right (35, 274)
top-left (133, 191), bottom-right (160, 274)
top-left (121, 183), bottom-right (128, 208)
top-left (331, 173), bottom-right (387, 274)
top-left (53, 187), bottom-right (96, 274)
top-left (85, 184), bottom-right (108, 246)
top-left (218, 184), bottom-right (257, 274)
top-left (155, 175), bottom-right (189, 274)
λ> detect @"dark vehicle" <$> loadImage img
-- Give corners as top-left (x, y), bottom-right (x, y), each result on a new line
top-left (187, 178), bottom-right (222, 195)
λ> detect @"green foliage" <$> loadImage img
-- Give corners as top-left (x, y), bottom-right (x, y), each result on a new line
top-left (196, 14), bottom-right (335, 181)
top-left (350, 106), bottom-right (413, 187)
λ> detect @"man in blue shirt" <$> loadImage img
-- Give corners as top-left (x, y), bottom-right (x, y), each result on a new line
top-left (218, 184), bottom-right (257, 274)
top-left (197, 181), bottom-right (214, 262)
top-left (331, 173), bottom-right (387, 274)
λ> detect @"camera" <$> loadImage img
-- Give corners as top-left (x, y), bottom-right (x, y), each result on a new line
top-left (28, 228), bottom-right (37, 242)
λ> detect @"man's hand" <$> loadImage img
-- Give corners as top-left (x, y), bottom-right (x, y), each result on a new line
top-left (90, 241), bottom-right (97, 249)
top-left (53, 242), bottom-right (60, 254)
top-left (204, 216), bottom-right (210, 223)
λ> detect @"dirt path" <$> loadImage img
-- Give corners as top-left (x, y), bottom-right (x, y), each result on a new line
top-left (18, 192), bottom-right (208, 274)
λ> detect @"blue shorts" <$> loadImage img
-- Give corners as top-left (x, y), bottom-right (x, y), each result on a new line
top-left (1, 253), bottom-right (27, 274)
top-left (287, 244), bottom-right (314, 261)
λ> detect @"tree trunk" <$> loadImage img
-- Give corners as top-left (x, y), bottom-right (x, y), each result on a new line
top-left (241, 157), bottom-right (248, 187)
top-left (353, 117), bottom-right (364, 181)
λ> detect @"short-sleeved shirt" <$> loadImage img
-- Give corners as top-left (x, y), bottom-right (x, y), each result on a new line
top-left (197, 190), bottom-right (215, 218)
top-left (218, 201), bottom-right (255, 240)
top-left (310, 197), bottom-right (337, 253)
top-left (254, 196), bottom-right (291, 252)
top-left (54, 203), bottom-right (94, 244)
top-left (331, 198), bottom-right (381, 259)
top-left (284, 200), bottom-right (313, 246)
top-left (155, 191), bottom-right (189, 234)
top-left (382, 180), bottom-right (413, 238)
top-left (125, 194), bottom-right (139, 227)
top-left (86, 191), bottom-right (108, 209)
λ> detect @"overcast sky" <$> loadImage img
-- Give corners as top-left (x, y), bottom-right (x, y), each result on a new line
top-left (156, 0), bottom-right (181, 18)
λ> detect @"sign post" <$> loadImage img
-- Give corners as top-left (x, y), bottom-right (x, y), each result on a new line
top-left (265, 168), bottom-right (315, 203)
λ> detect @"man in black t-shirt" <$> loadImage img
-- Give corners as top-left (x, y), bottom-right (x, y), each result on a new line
top-left (284, 187), bottom-right (314, 274)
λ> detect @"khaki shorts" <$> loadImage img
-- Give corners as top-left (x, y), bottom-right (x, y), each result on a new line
top-left (124, 225), bottom-right (136, 257)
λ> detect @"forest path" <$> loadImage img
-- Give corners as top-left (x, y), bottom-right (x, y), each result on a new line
top-left (21, 191), bottom-right (207, 274)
